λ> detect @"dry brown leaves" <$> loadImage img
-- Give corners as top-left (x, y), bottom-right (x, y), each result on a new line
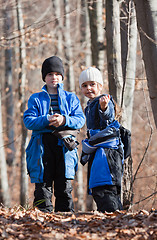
top-left (0, 206), bottom-right (156, 240)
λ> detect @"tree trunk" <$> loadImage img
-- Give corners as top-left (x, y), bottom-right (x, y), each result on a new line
top-left (85, 0), bottom-right (92, 67)
top-left (106, 0), bottom-right (123, 105)
top-left (120, 0), bottom-right (137, 209)
top-left (52, 0), bottom-right (64, 57)
top-left (97, 0), bottom-right (105, 72)
top-left (133, 0), bottom-right (157, 128)
top-left (106, 0), bottom-right (138, 209)
top-left (16, 0), bottom-right (28, 207)
top-left (80, 0), bottom-right (91, 67)
top-left (87, 0), bottom-right (99, 67)
top-left (64, 0), bottom-right (75, 92)
top-left (3, 2), bottom-right (15, 166)
top-left (0, 86), bottom-right (11, 207)
top-left (120, 0), bottom-right (137, 131)
top-left (76, 162), bottom-right (85, 211)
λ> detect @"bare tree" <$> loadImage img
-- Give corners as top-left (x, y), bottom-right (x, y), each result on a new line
top-left (0, 86), bottom-right (11, 207)
top-left (106, 0), bottom-right (138, 209)
top-left (84, 1), bottom-right (92, 67)
top-left (106, 0), bottom-right (123, 104)
top-left (133, 0), bottom-right (157, 128)
top-left (120, 0), bottom-right (137, 208)
top-left (79, 0), bottom-right (91, 67)
top-left (3, 1), bottom-right (15, 165)
top-left (16, 0), bottom-right (28, 207)
top-left (87, 0), bottom-right (99, 67)
top-left (52, 0), bottom-right (64, 57)
top-left (97, 0), bottom-right (105, 72)
top-left (64, 0), bottom-right (75, 92)
top-left (120, 0), bottom-right (137, 131)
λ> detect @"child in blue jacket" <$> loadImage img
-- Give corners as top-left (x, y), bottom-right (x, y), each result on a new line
top-left (79, 67), bottom-right (124, 213)
top-left (24, 56), bottom-right (85, 213)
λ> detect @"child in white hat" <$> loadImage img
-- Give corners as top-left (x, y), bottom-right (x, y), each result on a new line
top-left (79, 67), bottom-right (124, 213)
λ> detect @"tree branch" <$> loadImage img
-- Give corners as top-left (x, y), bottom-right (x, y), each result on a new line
top-left (132, 191), bottom-right (157, 205)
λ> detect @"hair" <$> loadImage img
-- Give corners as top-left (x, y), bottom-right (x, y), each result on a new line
top-left (112, 98), bottom-right (122, 122)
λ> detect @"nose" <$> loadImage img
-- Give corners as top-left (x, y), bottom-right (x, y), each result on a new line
top-left (86, 85), bottom-right (91, 90)
top-left (52, 73), bottom-right (57, 78)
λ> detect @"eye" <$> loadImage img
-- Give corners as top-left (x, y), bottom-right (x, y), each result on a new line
top-left (82, 84), bottom-right (87, 88)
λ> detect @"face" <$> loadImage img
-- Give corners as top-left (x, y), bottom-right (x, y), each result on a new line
top-left (45, 72), bottom-right (63, 89)
top-left (81, 81), bottom-right (102, 100)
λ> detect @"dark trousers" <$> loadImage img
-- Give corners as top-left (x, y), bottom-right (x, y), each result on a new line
top-left (33, 133), bottom-right (74, 213)
top-left (92, 185), bottom-right (123, 213)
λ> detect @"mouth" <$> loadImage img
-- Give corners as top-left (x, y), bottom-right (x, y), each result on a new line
top-left (51, 81), bottom-right (58, 84)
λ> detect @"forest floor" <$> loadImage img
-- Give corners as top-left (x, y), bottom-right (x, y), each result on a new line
top-left (0, 206), bottom-right (156, 239)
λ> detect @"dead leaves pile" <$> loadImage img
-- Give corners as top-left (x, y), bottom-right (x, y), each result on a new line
top-left (0, 206), bottom-right (156, 239)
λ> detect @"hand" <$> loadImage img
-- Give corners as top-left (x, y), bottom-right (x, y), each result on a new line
top-left (99, 94), bottom-right (110, 111)
top-left (48, 113), bottom-right (66, 127)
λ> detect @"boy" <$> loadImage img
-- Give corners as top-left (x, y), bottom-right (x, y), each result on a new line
top-left (24, 56), bottom-right (85, 213)
top-left (79, 67), bottom-right (124, 213)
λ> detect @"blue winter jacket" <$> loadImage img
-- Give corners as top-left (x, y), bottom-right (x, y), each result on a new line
top-left (82, 95), bottom-right (124, 192)
top-left (81, 121), bottom-right (124, 190)
top-left (23, 83), bottom-right (85, 183)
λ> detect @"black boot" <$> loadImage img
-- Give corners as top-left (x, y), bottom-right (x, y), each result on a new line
top-left (33, 183), bottom-right (53, 213)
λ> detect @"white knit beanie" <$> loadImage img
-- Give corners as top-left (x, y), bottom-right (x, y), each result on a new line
top-left (79, 67), bottom-right (103, 88)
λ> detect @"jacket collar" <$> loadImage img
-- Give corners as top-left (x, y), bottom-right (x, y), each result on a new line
top-left (42, 83), bottom-right (64, 94)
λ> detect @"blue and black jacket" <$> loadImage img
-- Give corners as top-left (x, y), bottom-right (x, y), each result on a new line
top-left (81, 95), bottom-right (124, 192)
top-left (23, 83), bottom-right (85, 183)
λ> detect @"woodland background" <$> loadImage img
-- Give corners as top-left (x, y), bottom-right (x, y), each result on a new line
top-left (0, 0), bottom-right (156, 214)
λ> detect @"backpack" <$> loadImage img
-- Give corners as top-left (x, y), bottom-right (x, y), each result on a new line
top-left (119, 125), bottom-right (131, 159)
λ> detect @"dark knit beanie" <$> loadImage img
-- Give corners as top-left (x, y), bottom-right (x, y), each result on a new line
top-left (41, 56), bottom-right (64, 81)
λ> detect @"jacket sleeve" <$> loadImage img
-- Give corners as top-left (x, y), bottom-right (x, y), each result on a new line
top-left (23, 95), bottom-right (50, 131)
top-left (64, 94), bottom-right (85, 129)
